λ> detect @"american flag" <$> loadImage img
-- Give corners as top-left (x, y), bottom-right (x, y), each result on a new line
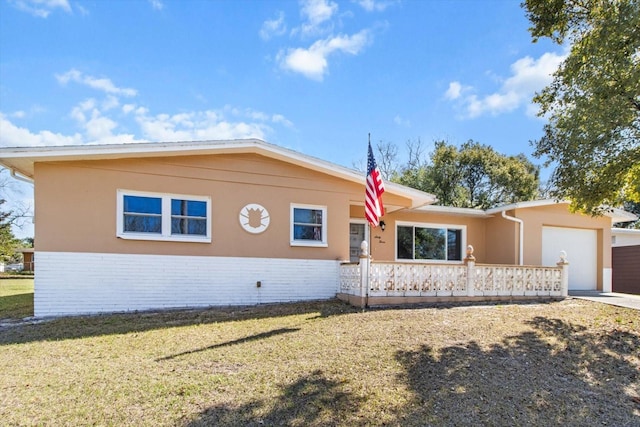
top-left (365, 141), bottom-right (385, 227)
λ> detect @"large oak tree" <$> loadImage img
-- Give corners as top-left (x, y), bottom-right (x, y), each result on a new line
top-left (523, 0), bottom-right (640, 215)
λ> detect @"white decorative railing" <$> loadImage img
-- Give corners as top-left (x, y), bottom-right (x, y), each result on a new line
top-left (339, 263), bottom-right (361, 294)
top-left (339, 243), bottom-right (569, 301)
top-left (369, 263), bottom-right (468, 296)
top-left (472, 265), bottom-right (563, 296)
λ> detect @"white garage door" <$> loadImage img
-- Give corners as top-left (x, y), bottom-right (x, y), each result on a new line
top-left (542, 226), bottom-right (597, 291)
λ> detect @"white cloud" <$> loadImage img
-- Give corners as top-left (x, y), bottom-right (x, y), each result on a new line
top-left (260, 11), bottom-right (287, 41)
top-left (1, 103), bottom-right (291, 147)
top-left (56, 69), bottom-right (138, 97)
top-left (279, 30), bottom-right (371, 80)
top-left (8, 0), bottom-right (71, 18)
top-left (85, 113), bottom-right (118, 141)
top-left (68, 98), bottom-right (127, 142)
top-left (3, 64), bottom-right (293, 147)
top-left (134, 109), bottom-right (270, 142)
top-left (148, 0), bottom-right (164, 11)
top-left (272, 114), bottom-right (294, 128)
top-left (444, 81), bottom-right (463, 100)
top-left (122, 104), bottom-right (136, 114)
top-left (446, 51), bottom-right (566, 118)
top-left (393, 115), bottom-right (410, 127)
top-left (102, 95), bottom-right (120, 111)
top-left (355, 0), bottom-right (398, 12)
top-left (293, 0), bottom-right (339, 37)
top-left (0, 113), bottom-right (82, 147)
top-left (300, 0), bottom-right (338, 30)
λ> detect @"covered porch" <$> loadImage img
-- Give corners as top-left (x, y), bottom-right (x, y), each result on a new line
top-left (338, 242), bottom-right (569, 307)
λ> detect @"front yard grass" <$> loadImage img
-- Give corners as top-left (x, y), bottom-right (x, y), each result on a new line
top-left (0, 278), bottom-right (33, 320)
top-left (1, 298), bottom-right (638, 426)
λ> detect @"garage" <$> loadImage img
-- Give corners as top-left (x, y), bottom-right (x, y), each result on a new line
top-left (542, 226), bottom-right (598, 291)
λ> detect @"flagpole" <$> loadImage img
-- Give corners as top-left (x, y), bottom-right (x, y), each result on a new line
top-left (367, 133), bottom-right (371, 309)
top-left (367, 132), bottom-right (373, 261)
top-left (365, 132), bottom-right (384, 308)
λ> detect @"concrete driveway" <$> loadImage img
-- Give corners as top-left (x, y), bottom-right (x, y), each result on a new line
top-left (569, 291), bottom-right (640, 311)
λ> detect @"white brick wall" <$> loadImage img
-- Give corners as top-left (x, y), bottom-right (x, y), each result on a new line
top-left (34, 252), bottom-right (340, 316)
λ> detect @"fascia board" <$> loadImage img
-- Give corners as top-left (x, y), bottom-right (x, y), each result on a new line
top-left (413, 205), bottom-right (491, 217)
top-left (0, 139), bottom-right (436, 207)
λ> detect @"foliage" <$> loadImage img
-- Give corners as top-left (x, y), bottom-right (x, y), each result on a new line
top-left (393, 140), bottom-right (540, 209)
top-left (523, 0), bottom-right (640, 215)
top-left (0, 169), bottom-right (32, 262)
top-left (0, 199), bottom-right (20, 263)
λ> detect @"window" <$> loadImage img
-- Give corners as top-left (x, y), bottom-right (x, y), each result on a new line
top-left (117, 190), bottom-right (211, 242)
top-left (291, 204), bottom-right (327, 247)
top-left (396, 223), bottom-right (464, 261)
top-left (171, 199), bottom-right (207, 236)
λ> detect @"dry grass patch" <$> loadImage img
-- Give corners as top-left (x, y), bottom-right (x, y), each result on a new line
top-left (1, 299), bottom-right (638, 426)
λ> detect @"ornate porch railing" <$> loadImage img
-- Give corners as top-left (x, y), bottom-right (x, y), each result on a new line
top-left (339, 242), bottom-right (568, 304)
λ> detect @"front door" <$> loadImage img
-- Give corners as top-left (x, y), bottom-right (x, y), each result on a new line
top-left (349, 222), bottom-right (367, 262)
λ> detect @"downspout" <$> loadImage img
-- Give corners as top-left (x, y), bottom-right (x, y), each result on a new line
top-left (502, 210), bottom-right (524, 266)
top-left (10, 169), bottom-right (34, 184)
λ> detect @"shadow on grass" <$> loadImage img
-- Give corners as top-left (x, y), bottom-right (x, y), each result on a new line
top-left (185, 369), bottom-right (365, 427)
top-left (0, 292), bottom-right (34, 320)
top-left (156, 327), bottom-right (300, 361)
top-left (0, 299), bottom-right (357, 346)
top-left (184, 315), bottom-right (640, 426)
top-left (394, 316), bottom-right (640, 426)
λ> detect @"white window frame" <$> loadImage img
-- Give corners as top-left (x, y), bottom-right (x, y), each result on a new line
top-left (117, 189), bottom-right (212, 243)
top-left (290, 203), bottom-right (328, 247)
top-left (395, 221), bottom-right (466, 263)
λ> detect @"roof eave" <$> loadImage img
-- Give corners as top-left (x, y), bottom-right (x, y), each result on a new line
top-left (413, 205), bottom-right (492, 218)
top-left (0, 139), bottom-right (436, 207)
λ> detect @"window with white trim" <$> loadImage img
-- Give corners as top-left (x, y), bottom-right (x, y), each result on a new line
top-left (290, 204), bottom-right (327, 247)
top-left (117, 190), bottom-right (211, 242)
top-left (396, 223), bottom-right (464, 261)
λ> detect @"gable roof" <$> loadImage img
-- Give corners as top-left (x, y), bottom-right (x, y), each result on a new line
top-left (0, 139), bottom-right (436, 209)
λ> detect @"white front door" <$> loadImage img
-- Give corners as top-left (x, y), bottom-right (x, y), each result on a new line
top-left (349, 221), bottom-right (367, 262)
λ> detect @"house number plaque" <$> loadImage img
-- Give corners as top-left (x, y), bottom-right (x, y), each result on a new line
top-left (239, 203), bottom-right (270, 234)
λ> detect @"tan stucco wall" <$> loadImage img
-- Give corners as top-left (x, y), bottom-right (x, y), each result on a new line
top-left (513, 203), bottom-right (611, 268)
top-left (353, 203), bottom-right (612, 276)
top-left (33, 153), bottom-right (613, 276)
top-left (483, 215), bottom-right (518, 265)
top-left (349, 206), bottom-right (488, 263)
top-left (34, 153), bottom-right (394, 261)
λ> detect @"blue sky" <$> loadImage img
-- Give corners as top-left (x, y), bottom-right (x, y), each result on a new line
top-left (0, 0), bottom-right (565, 238)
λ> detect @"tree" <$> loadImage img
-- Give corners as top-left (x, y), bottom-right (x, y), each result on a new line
top-left (523, 0), bottom-right (640, 215)
top-left (0, 169), bottom-right (31, 263)
top-left (0, 199), bottom-right (20, 263)
top-left (394, 140), bottom-right (540, 209)
top-left (374, 140), bottom-right (400, 180)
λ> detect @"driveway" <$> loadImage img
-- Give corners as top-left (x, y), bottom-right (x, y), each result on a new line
top-left (569, 291), bottom-right (640, 311)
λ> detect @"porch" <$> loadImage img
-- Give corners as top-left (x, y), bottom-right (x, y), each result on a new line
top-left (338, 243), bottom-right (569, 307)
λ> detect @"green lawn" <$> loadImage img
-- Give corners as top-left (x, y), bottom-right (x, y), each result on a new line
top-left (0, 297), bottom-right (638, 426)
top-left (0, 278), bottom-right (33, 319)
